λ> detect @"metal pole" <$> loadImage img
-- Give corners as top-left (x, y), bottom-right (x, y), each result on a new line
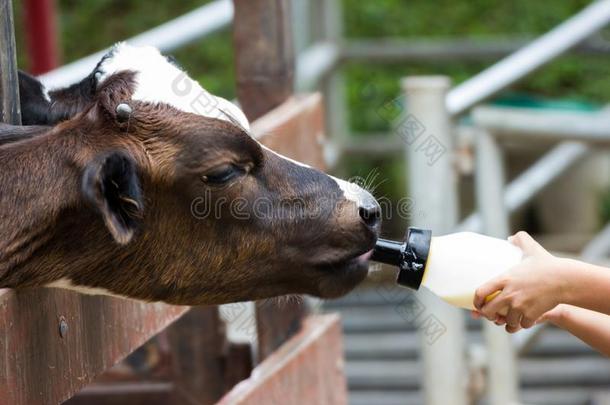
top-left (582, 222), bottom-right (610, 260)
top-left (457, 142), bottom-right (589, 233)
top-left (342, 36), bottom-right (610, 63)
top-left (475, 129), bottom-right (519, 404)
top-left (403, 76), bottom-right (468, 405)
top-left (291, 0), bottom-right (310, 54)
top-left (312, 0), bottom-right (348, 169)
top-left (0, 0), bottom-right (20, 125)
top-left (447, 0), bottom-right (610, 116)
top-left (472, 106), bottom-right (610, 144)
top-left (296, 42), bottom-right (340, 91)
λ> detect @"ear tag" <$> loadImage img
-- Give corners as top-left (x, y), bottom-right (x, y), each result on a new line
top-left (116, 103), bottom-right (132, 123)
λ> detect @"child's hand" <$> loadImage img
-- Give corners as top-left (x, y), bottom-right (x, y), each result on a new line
top-left (537, 303), bottom-right (569, 326)
top-left (473, 231), bottom-right (570, 333)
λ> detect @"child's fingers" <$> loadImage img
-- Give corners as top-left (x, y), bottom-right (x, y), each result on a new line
top-left (474, 278), bottom-right (506, 310)
top-left (505, 323), bottom-right (522, 333)
top-left (471, 310), bottom-right (482, 319)
top-left (494, 315), bottom-right (506, 325)
top-left (479, 290), bottom-right (510, 321)
top-left (505, 308), bottom-right (522, 330)
top-left (520, 316), bottom-right (536, 329)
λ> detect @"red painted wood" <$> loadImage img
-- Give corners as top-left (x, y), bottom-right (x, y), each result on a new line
top-left (23, 0), bottom-right (60, 74)
top-left (217, 314), bottom-right (348, 405)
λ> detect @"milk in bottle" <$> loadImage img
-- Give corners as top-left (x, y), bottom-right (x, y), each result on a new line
top-left (371, 228), bottom-right (524, 309)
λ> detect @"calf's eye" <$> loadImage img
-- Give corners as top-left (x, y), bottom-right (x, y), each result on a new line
top-left (202, 164), bottom-right (246, 185)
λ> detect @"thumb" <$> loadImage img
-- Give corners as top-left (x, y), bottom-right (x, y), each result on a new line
top-left (508, 231), bottom-right (548, 257)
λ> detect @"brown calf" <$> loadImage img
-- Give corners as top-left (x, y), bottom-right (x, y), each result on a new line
top-left (0, 44), bottom-right (380, 305)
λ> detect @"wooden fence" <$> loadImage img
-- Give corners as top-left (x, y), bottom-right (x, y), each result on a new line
top-left (0, 0), bottom-right (348, 404)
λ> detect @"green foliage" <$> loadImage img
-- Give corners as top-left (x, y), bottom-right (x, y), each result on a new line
top-left (341, 0), bottom-right (610, 133)
top-left (342, 0), bottom-right (592, 38)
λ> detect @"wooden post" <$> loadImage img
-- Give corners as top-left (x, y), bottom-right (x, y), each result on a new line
top-left (233, 0), bottom-right (310, 361)
top-left (0, 0), bottom-right (21, 124)
top-left (168, 307), bottom-right (227, 405)
top-left (224, 343), bottom-right (254, 390)
top-left (233, 0), bottom-right (294, 122)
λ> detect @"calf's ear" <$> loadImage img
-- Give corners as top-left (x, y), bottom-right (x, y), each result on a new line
top-left (19, 71), bottom-right (52, 125)
top-left (82, 151), bottom-right (143, 244)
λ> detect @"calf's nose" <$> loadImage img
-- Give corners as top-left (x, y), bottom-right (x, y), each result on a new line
top-left (331, 175), bottom-right (382, 231)
top-left (358, 198), bottom-right (382, 229)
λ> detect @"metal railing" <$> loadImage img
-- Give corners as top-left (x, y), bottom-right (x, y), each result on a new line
top-left (446, 0), bottom-right (610, 115)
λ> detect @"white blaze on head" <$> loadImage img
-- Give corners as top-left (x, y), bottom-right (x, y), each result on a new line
top-left (96, 43), bottom-right (250, 130)
top-left (330, 175), bottom-right (376, 207)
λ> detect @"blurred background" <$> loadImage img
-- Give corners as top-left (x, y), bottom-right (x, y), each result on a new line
top-left (11, 0), bottom-right (610, 404)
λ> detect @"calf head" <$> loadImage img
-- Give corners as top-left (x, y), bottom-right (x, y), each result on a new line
top-left (15, 44), bottom-right (381, 305)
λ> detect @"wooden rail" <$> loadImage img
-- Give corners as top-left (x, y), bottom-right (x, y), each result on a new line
top-left (0, 290), bottom-right (189, 405)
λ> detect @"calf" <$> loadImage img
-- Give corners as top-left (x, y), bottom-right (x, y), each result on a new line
top-left (0, 44), bottom-right (380, 305)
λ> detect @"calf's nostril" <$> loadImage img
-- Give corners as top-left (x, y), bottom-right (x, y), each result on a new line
top-left (358, 204), bottom-right (381, 228)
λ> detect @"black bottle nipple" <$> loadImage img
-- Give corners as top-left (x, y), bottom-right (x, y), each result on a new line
top-left (371, 227), bottom-right (432, 290)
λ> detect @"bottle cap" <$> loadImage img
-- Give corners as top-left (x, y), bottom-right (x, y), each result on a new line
top-left (396, 227), bottom-right (431, 290)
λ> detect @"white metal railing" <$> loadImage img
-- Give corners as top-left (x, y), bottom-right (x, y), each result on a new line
top-left (446, 0), bottom-right (610, 116)
top-left (473, 106), bottom-right (610, 143)
top-left (582, 222), bottom-right (610, 259)
top-left (39, 0), bottom-right (233, 89)
top-left (457, 142), bottom-right (590, 233)
top-left (342, 36), bottom-right (610, 62)
top-left (405, 2), bottom-right (610, 404)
